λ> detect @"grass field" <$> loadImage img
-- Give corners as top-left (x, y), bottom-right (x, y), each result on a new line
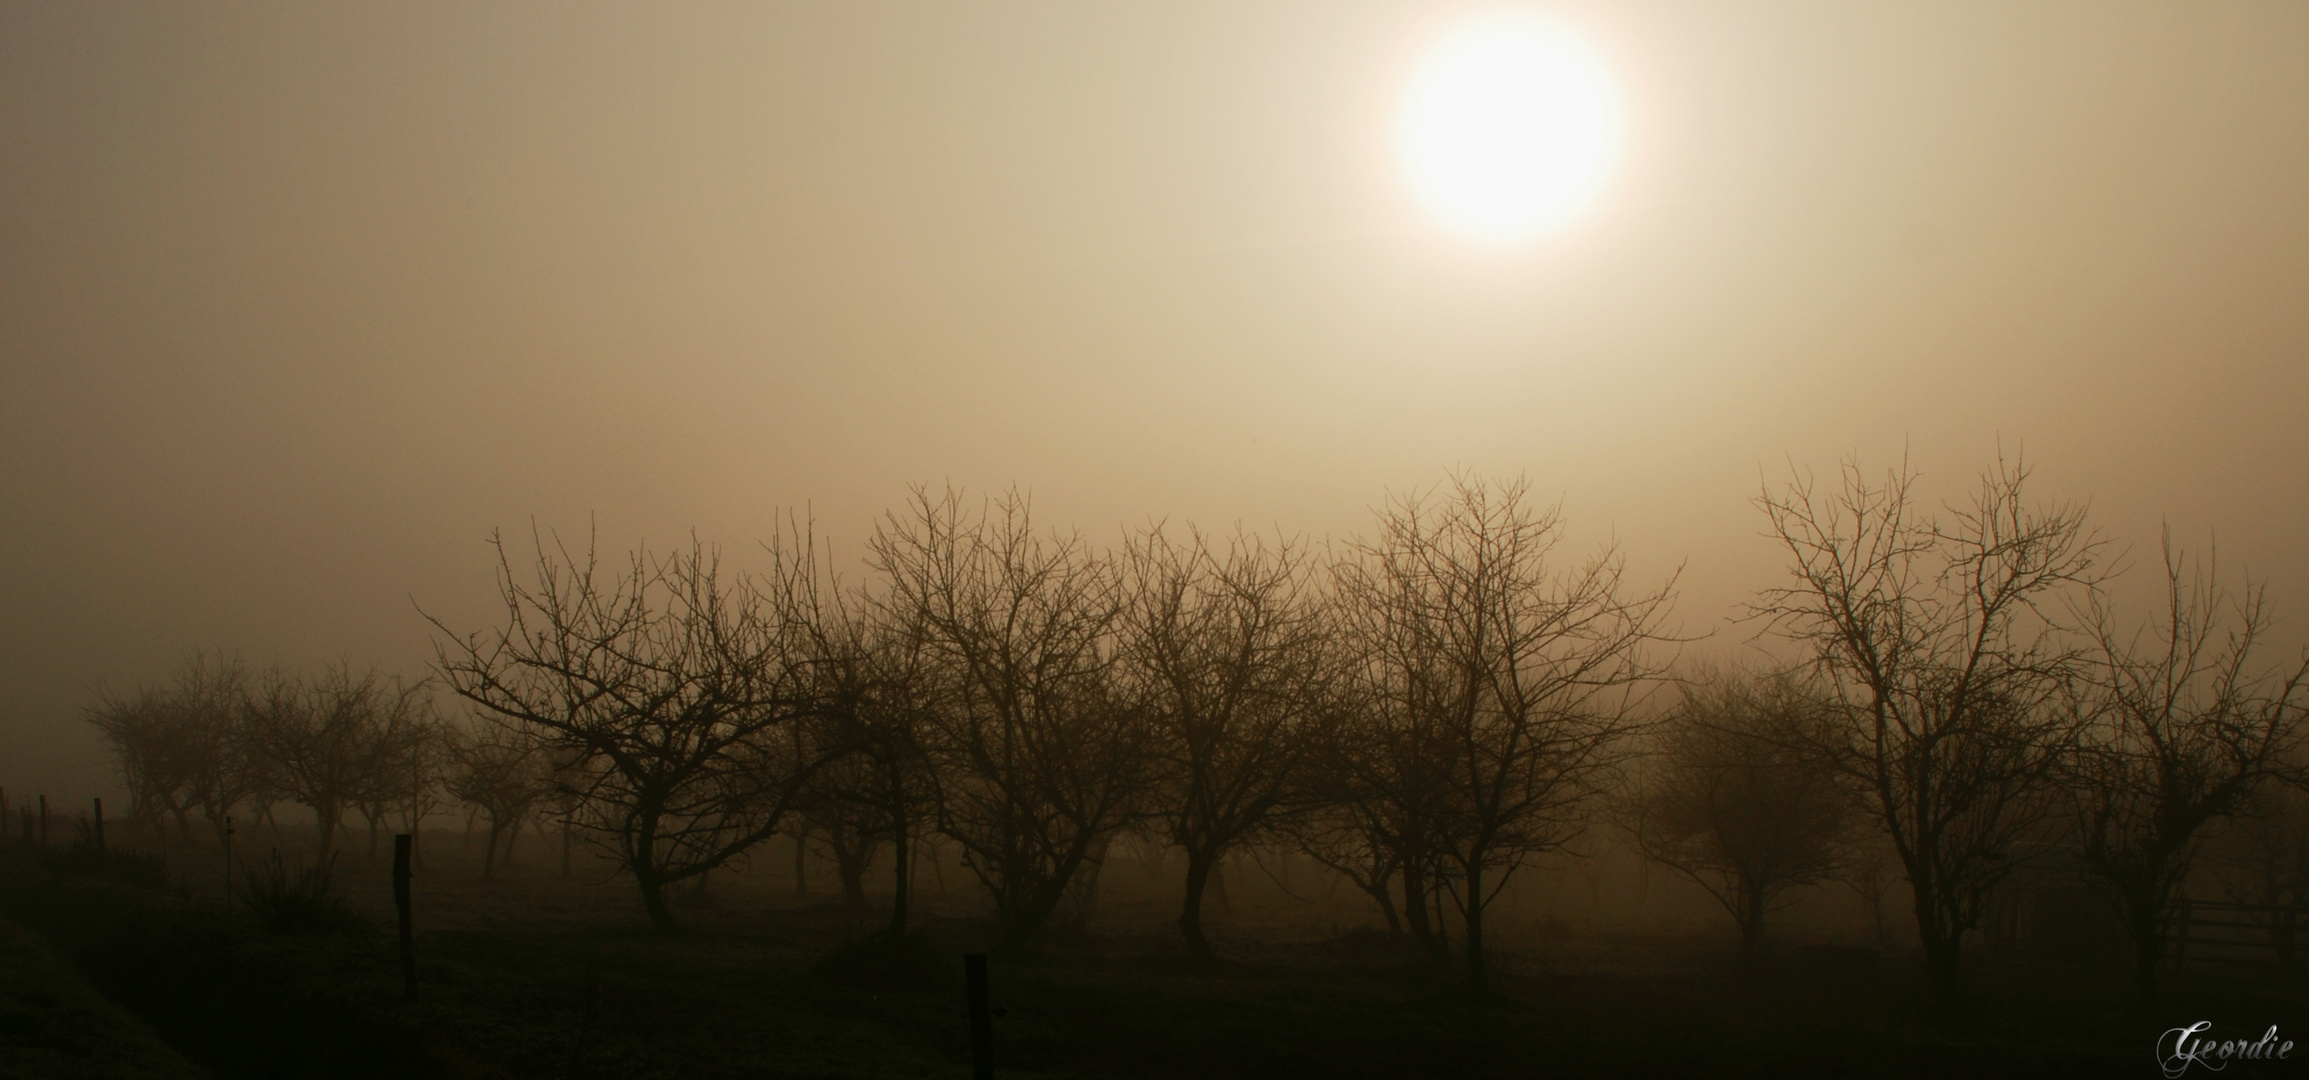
top-left (3, 831), bottom-right (2303, 1079)
top-left (0, 912), bottom-right (201, 1080)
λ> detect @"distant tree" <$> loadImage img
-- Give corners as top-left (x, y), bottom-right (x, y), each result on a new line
top-left (866, 486), bottom-right (1153, 946)
top-left (1843, 834), bottom-right (1901, 950)
top-left (1336, 473), bottom-right (1675, 990)
top-left (1317, 657), bottom-right (1459, 962)
top-left (1627, 665), bottom-right (1856, 959)
top-left (347, 685), bottom-right (441, 858)
top-left (396, 721), bottom-right (455, 860)
top-left (250, 663), bottom-right (429, 863)
top-left (431, 527), bottom-right (839, 931)
top-left (1752, 451), bottom-right (2106, 1011)
top-left (447, 724), bottom-right (554, 879)
top-left (794, 600), bottom-right (945, 934)
top-left (1291, 798), bottom-right (1406, 940)
top-left (2067, 533), bottom-right (2309, 1008)
top-left (2216, 779), bottom-right (2309, 910)
top-left (1122, 524), bottom-right (1334, 960)
top-left (144, 651), bottom-right (267, 850)
top-left (85, 682), bottom-right (194, 843)
top-left (87, 651), bottom-right (262, 846)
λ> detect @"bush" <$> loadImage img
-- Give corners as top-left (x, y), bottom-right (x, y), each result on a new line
top-left (53, 824), bottom-right (169, 892)
top-left (234, 849), bottom-right (367, 936)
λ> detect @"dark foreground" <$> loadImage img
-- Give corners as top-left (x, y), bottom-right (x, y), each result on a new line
top-left (2, 840), bottom-right (2300, 1080)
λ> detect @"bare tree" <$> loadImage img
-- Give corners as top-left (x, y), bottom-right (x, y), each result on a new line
top-left (1122, 524), bottom-right (1333, 960)
top-left (1752, 451), bottom-right (2106, 1011)
top-left (85, 681), bottom-right (195, 844)
top-left (1627, 665), bottom-right (1856, 959)
top-left (1292, 798), bottom-right (1406, 940)
top-left (397, 722), bottom-right (454, 863)
top-left (249, 663), bottom-right (429, 863)
top-left (802, 601), bottom-right (944, 934)
top-left (2068, 533), bottom-right (2309, 1007)
top-left (2216, 779), bottom-right (2309, 910)
top-left (1323, 607), bottom-right (1472, 964)
top-left (348, 685), bottom-right (440, 859)
top-left (164, 651), bottom-right (263, 849)
top-left (86, 651), bottom-right (261, 846)
top-left (866, 485), bottom-right (1152, 946)
top-left (446, 724), bottom-right (554, 879)
top-left (1336, 473), bottom-right (1675, 990)
top-left (431, 527), bottom-right (840, 931)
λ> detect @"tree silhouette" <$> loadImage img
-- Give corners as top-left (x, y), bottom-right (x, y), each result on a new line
top-left (1753, 451), bottom-right (2105, 1011)
top-left (1627, 665), bottom-right (1856, 959)
top-left (1337, 473), bottom-right (1674, 990)
top-left (1123, 524), bottom-right (1333, 960)
top-left (866, 486), bottom-right (1152, 946)
top-left (432, 526), bottom-right (839, 931)
top-left (2068, 532), bottom-right (2309, 1007)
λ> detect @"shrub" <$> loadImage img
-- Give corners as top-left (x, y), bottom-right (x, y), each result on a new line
top-left (234, 849), bottom-right (367, 936)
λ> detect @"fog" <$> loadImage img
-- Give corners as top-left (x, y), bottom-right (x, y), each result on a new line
top-left (6, 0), bottom-right (2307, 811)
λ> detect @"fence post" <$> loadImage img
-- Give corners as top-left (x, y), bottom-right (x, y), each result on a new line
top-left (394, 834), bottom-right (416, 1000)
top-left (38, 795), bottom-right (49, 847)
top-left (92, 798), bottom-right (106, 854)
top-left (224, 817), bottom-right (236, 897)
top-left (964, 952), bottom-right (994, 1080)
top-left (0, 786), bottom-right (8, 839)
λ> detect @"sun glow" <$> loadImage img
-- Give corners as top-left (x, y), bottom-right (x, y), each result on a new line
top-left (1402, 14), bottom-right (1620, 243)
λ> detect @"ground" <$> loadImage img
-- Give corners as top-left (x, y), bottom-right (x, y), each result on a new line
top-left (1, 831), bottom-right (2300, 1079)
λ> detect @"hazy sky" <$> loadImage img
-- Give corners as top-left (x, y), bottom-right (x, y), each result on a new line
top-left (6, 2), bottom-right (2307, 800)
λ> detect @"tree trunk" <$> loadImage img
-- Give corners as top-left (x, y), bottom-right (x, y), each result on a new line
top-left (999, 836), bottom-right (1103, 947)
top-left (1367, 867), bottom-right (1404, 940)
top-left (314, 803), bottom-right (341, 863)
top-left (483, 818), bottom-right (504, 880)
top-left (1402, 860), bottom-right (1444, 962)
top-left (2122, 887), bottom-right (2168, 1011)
top-left (1073, 835), bottom-right (1112, 918)
top-left (2133, 930), bottom-right (2164, 1012)
top-left (1464, 861), bottom-right (1489, 991)
top-left (1738, 884), bottom-right (1768, 962)
top-left (836, 835), bottom-right (870, 911)
top-left (637, 871), bottom-right (677, 932)
top-left (1180, 847), bottom-right (1216, 960)
top-left (887, 817), bottom-right (912, 938)
top-left (1913, 883), bottom-right (1966, 1013)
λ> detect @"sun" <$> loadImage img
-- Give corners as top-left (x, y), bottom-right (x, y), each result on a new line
top-left (1402, 14), bottom-right (1620, 243)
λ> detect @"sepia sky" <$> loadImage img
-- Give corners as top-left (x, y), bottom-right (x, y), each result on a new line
top-left (5, 1), bottom-right (2307, 798)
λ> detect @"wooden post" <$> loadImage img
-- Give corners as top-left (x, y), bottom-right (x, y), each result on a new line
top-left (224, 817), bottom-right (236, 897)
top-left (964, 952), bottom-right (994, 1080)
top-left (0, 786), bottom-right (9, 839)
top-left (92, 798), bottom-right (106, 854)
top-left (38, 795), bottom-right (50, 847)
top-left (393, 834), bottom-right (416, 1000)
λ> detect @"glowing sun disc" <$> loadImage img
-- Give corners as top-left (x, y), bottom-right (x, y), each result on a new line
top-left (1402, 15), bottom-right (1620, 242)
